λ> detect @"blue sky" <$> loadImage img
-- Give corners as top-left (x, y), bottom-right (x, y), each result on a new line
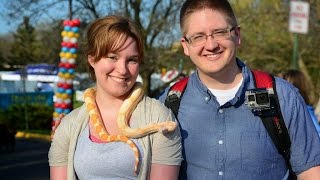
top-left (0, 0), bottom-right (18, 35)
top-left (0, 21), bottom-right (17, 35)
top-left (0, 0), bottom-right (67, 35)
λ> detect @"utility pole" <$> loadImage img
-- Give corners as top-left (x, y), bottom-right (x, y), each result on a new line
top-left (21, 67), bottom-right (29, 130)
top-left (69, 0), bottom-right (73, 20)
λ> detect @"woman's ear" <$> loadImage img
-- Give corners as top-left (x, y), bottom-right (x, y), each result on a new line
top-left (87, 55), bottom-right (95, 67)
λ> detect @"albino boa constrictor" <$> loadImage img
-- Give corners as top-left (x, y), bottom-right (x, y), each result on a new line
top-left (83, 82), bottom-right (177, 175)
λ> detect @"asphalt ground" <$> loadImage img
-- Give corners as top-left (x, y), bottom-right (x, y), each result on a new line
top-left (0, 137), bottom-right (51, 180)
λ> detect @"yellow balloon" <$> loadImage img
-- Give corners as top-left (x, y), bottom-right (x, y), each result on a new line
top-left (56, 93), bottom-right (62, 98)
top-left (72, 54), bottom-right (78, 58)
top-left (58, 72), bottom-right (64, 77)
top-left (62, 93), bottom-right (69, 99)
top-left (64, 73), bottom-right (71, 79)
top-left (67, 31), bottom-right (74, 37)
top-left (61, 31), bottom-right (67, 37)
top-left (59, 52), bottom-right (65, 58)
top-left (53, 112), bottom-right (59, 118)
top-left (65, 53), bottom-right (72, 58)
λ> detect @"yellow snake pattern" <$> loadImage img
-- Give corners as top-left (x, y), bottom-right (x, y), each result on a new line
top-left (83, 82), bottom-right (177, 175)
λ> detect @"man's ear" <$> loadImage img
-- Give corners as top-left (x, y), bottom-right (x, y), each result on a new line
top-left (180, 37), bottom-right (190, 56)
top-left (234, 26), bottom-right (241, 46)
top-left (87, 55), bottom-right (95, 67)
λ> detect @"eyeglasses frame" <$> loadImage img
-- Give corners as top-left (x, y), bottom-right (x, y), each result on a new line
top-left (184, 26), bottom-right (236, 46)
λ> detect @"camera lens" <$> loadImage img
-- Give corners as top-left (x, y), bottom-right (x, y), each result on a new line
top-left (248, 95), bottom-right (255, 102)
top-left (256, 93), bottom-right (269, 105)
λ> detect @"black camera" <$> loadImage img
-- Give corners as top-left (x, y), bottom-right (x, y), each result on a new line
top-left (245, 88), bottom-right (274, 109)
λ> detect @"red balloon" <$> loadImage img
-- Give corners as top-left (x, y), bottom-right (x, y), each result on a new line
top-left (63, 20), bottom-right (69, 26)
top-left (61, 42), bottom-right (67, 47)
top-left (54, 103), bottom-right (62, 108)
top-left (64, 63), bottom-right (72, 69)
top-left (69, 21), bottom-right (75, 27)
top-left (62, 83), bottom-right (72, 89)
top-left (73, 19), bottom-right (81, 26)
top-left (57, 82), bottom-right (63, 88)
top-left (61, 103), bottom-right (68, 109)
top-left (58, 62), bottom-right (65, 68)
top-left (67, 42), bottom-right (74, 48)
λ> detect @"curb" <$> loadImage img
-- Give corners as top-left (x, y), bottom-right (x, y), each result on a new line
top-left (15, 131), bottom-right (51, 142)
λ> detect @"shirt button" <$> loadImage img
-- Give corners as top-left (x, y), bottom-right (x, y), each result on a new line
top-left (219, 171), bottom-right (223, 176)
top-left (218, 140), bottom-right (223, 144)
top-left (205, 97), bottom-right (209, 101)
top-left (219, 109), bottom-right (223, 113)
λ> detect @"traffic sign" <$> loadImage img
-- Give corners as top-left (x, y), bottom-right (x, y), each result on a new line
top-left (289, 1), bottom-right (309, 34)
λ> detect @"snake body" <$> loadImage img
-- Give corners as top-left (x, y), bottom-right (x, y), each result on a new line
top-left (83, 82), bottom-right (177, 175)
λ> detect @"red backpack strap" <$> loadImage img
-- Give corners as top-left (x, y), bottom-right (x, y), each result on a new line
top-left (252, 70), bottom-right (273, 89)
top-left (251, 70), bottom-right (296, 179)
top-left (164, 77), bottom-right (189, 117)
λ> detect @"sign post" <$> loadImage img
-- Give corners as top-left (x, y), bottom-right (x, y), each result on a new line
top-left (288, 1), bottom-right (309, 69)
top-left (20, 67), bottom-right (29, 130)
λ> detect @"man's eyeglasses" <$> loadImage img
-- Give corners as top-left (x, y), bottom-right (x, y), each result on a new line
top-left (184, 27), bottom-right (236, 46)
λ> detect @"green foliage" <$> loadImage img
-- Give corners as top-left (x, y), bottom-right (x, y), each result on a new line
top-left (9, 16), bottom-right (44, 67)
top-left (232, 0), bottom-right (320, 102)
top-left (0, 104), bottom-right (53, 131)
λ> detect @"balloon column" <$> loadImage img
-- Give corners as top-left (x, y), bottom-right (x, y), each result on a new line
top-left (53, 19), bottom-right (80, 122)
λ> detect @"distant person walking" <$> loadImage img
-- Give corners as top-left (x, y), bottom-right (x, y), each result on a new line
top-left (281, 69), bottom-right (320, 137)
top-left (315, 98), bottom-right (320, 123)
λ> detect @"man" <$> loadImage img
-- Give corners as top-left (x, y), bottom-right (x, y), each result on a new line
top-left (158, 0), bottom-right (320, 179)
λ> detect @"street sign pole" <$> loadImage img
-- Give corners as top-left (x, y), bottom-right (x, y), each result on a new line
top-left (289, 1), bottom-right (309, 70)
top-left (291, 33), bottom-right (298, 70)
top-left (21, 67), bottom-right (29, 130)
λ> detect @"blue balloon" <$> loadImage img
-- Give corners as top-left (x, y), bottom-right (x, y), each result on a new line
top-left (58, 88), bottom-right (65, 93)
top-left (56, 108), bottom-right (63, 114)
top-left (62, 47), bottom-right (68, 52)
top-left (59, 68), bottom-right (67, 73)
top-left (70, 48), bottom-right (77, 54)
top-left (64, 26), bottom-right (71, 31)
top-left (68, 68), bottom-right (75, 74)
top-left (66, 89), bottom-right (73, 95)
top-left (64, 109), bottom-right (71, 114)
top-left (72, 27), bottom-right (79, 33)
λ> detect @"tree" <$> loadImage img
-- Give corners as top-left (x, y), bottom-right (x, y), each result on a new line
top-left (0, 34), bottom-right (13, 70)
top-left (9, 16), bottom-right (44, 68)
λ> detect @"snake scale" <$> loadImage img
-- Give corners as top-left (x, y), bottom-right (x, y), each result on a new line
top-left (83, 82), bottom-right (177, 175)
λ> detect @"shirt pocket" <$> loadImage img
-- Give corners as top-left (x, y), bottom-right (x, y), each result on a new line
top-left (240, 131), bottom-right (283, 176)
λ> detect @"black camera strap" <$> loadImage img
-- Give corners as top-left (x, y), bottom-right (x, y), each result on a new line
top-left (164, 70), bottom-right (296, 179)
top-left (252, 70), bottom-right (296, 180)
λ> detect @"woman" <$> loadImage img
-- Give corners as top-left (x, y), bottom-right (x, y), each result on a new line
top-left (49, 15), bottom-right (182, 180)
top-left (282, 69), bottom-right (320, 137)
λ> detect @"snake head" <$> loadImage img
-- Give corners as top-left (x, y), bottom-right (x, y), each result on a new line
top-left (159, 122), bottom-right (177, 134)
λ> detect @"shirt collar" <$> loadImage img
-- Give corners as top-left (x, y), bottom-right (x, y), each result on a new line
top-left (189, 58), bottom-right (253, 107)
